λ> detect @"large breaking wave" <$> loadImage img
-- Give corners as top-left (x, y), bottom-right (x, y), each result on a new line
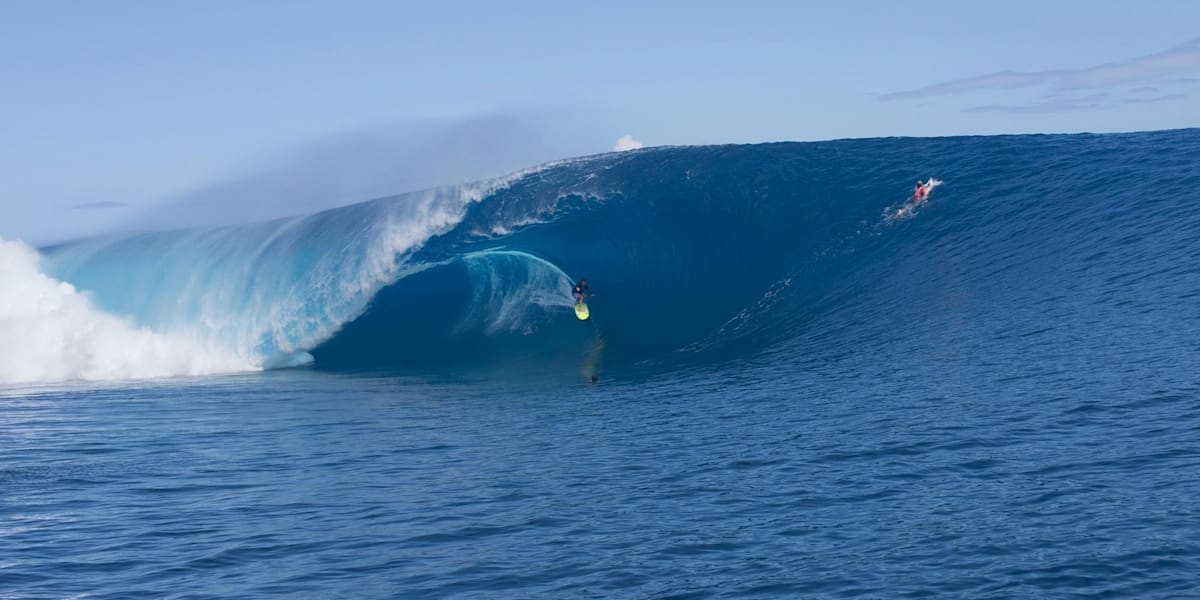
top-left (0, 238), bottom-right (254, 383)
top-left (7, 129), bottom-right (1199, 383)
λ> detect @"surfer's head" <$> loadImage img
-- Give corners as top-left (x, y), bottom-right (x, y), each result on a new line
top-left (590, 374), bottom-right (599, 384)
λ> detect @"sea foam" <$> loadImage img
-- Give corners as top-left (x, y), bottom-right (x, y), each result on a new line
top-left (0, 237), bottom-right (254, 384)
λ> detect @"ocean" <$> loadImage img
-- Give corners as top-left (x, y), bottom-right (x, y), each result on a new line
top-left (2, 129), bottom-right (1199, 597)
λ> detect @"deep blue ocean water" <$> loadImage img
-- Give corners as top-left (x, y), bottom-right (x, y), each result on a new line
top-left (3, 129), bottom-right (1200, 597)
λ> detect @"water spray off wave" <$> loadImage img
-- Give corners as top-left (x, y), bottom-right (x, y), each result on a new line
top-left (17, 172), bottom-right (528, 384)
top-left (7, 129), bottom-right (1199, 384)
top-left (0, 238), bottom-right (254, 383)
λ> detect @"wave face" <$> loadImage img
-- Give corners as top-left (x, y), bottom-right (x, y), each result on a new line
top-left (30, 129), bottom-right (1200, 381)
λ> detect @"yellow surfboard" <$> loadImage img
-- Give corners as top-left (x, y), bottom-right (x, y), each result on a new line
top-left (574, 302), bottom-right (590, 320)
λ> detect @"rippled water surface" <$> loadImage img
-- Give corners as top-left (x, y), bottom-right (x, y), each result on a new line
top-left (3, 360), bottom-right (1198, 598)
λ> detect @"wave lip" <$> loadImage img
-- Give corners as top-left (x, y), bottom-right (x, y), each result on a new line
top-left (41, 178), bottom-right (524, 375)
top-left (310, 248), bottom-right (596, 372)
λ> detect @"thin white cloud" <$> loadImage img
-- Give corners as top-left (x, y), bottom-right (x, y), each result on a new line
top-left (71, 201), bottom-right (129, 210)
top-left (613, 135), bottom-right (644, 152)
top-left (880, 38), bottom-right (1200, 102)
top-left (966, 99), bottom-right (1106, 114)
top-left (962, 84), bottom-right (1188, 114)
top-left (964, 91), bottom-right (1110, 114)
top-left (1124, 93), bottom-right (1187, 105)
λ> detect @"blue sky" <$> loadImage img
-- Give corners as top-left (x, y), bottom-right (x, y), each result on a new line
top-left (2, 1), bottom-right (1198, 243)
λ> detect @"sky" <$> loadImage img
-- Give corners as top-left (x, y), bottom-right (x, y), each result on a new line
top-left (2, 0), bottom-right (1198, 243)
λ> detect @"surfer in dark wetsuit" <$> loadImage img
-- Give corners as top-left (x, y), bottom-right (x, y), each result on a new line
top-left (572, 279), bottom-right (592, 306)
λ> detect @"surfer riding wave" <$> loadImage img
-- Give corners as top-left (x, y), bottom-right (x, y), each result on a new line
top-left (891, 177), bottom-right (941, 220)
top-left (913, 179), bottom-right (929, 202)
top-left (572, 279), bottom-right (592, 306)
